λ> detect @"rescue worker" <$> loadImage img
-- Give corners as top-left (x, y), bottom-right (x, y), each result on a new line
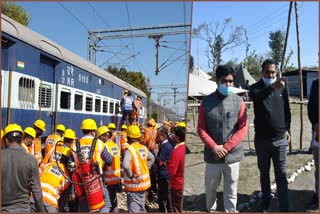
top-left (40, 129), bottom-right (76, 172)
top-left (132, 96), bottom-right (143, 125)
top-left (71, 118), bottom-right (113, 212)
top-left (33, 119), bottom-right (46, 166)
top-left (141, 119), bottom-right (158, 205)
top-left (44, 124), bottom-right (65, 155)
top-left (119, 124), bottom-right (129, 154)
top-left (123, 125), bottom-right (155, 213)
top-left (108, 123), bottom-right (118, 145)
top-left (31, 146), bottom-right (72, 212)
top-left (2, 124), bottom-right (45, 212)
top-left (97, 126), bottom-right (121, 213)
top-left (22, 127), bottom-right (36, 153)
top-left (120, 91), bottom-right (134, 125)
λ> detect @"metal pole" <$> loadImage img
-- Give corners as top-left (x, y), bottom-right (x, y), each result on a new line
top-left (7, 70), bottom-right (12, 125)
top-left (294, 2), bottom-right (304, 150)
top-left (38, 80), bottom-right (43, 119)
top-left (280, 2), bottom-right (293, 77)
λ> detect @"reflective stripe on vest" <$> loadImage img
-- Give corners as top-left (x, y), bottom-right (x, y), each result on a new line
top-left (124, 97), bottom-right (133, 110)
top-left (40, 163), bottom-right (69, 208)
top-left (45, 133), bottom-right (61, 156)
top-left (104, 141), bottom-right (121, 185)
top-left (124, 143), bottom-right (151, 192)
top-left (33, 137), bottom-right (42, 165)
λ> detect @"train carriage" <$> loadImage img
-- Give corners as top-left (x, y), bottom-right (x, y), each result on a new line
top-left (1, 14), bottom-right (147, 138)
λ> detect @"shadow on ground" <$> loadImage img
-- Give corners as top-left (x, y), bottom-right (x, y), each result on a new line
top-left (184, 190), bottom-right (318, 212)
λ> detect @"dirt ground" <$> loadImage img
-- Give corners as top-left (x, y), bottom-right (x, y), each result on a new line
top-left (184, 102), bottom-right (318, 212)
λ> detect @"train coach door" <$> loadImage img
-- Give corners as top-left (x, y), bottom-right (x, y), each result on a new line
top-left (38, 56), bottom-right (57, 136)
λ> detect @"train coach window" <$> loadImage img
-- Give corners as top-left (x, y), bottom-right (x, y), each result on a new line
top-left (109, 101), bottom-right (115, 114)
top-left (60, 90), bottom-right (71, 109)
top-left (39, 84), bottom-right (52, 108)
top-left (74, 93), bottom-right (83, 111)
top-left (18, 77), bottom-right (35, 103)
top-left (95, 97), bottom-right (101, 112)
top-left (86, 96), bottom-right (93, 112)
top-left (103, 100), bottom-right (109, 113)
top-left (115, 101), bottom-right (120, 114)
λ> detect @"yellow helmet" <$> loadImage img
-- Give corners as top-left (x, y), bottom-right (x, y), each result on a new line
top-left (124, 89), bottom-right (128, 94)
top-left (177, 122), bottom-right (186, 128)
top-left (64, 129), bottom-right (76, 140)
top-left (97, 126), bottom-right (110, 138)
top-left (24, 127), bottom-right (36, 139)
top-left (3, 124), bottom-right (24, 137)
top-left (56, 124), bottom-right (66, 132)
top-left (108, 123), bottom-right (116, 129)
top-left (1, 130), bottom-right (3, 139)
top-left (60, 146), bottom-right (71, 158)
top-left (81, 118), bottom-right (97, 130)
top-left (127, 125), bottom-right (141, 138)
top-left (34, 119), bottom-right (46, 131)
top-left (121, 124), bottom-right (128, 130)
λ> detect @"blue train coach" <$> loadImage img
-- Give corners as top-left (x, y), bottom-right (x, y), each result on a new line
top-left (1, 14), bottom-right (147, 138)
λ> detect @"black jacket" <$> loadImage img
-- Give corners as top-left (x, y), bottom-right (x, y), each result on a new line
top-left (249, 79), bottom-right (291, 140)
top-left (307, 78), bottom-right (318, 125)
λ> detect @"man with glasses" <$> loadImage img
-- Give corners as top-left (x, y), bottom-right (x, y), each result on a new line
top-left (249, 59), bottom-right (291, 212)
top-left (198, 65), bottom-right (248, 212)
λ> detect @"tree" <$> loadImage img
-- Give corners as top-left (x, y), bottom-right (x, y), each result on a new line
top-left (1, 2), bottom-right (31, 26)
top-left (243, 50), bottom-right (265, 80)
top-left (268, 30), bottom-right (285, 67)
top-left (105, 65), bottom-right (151, 114)
top-left (193, 18), bottom-right (244, 73)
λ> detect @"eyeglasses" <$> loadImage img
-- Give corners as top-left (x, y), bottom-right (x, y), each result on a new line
top-left (221, 79), bottom-right (234, 83)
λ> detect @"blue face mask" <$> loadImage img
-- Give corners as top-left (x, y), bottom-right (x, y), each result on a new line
top-left (262, 76), bottom-right (277, 86)
top-left (218, 84), bottom-right (232, 96)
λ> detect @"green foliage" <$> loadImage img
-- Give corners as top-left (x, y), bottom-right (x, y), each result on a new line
top-left (243, 50), bottom-right (265, 80)
top-left (268, 30), bottom-right (285, 67)
top-left (2, 2), bottom-right (31, 26)
top-left (151, 112), bottom-right (158, 121)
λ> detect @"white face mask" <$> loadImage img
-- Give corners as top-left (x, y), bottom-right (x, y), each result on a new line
top-left (262, 76), bottom-right (277, 85)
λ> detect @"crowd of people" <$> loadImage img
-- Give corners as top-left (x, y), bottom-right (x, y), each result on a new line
top-left (1, 117), bottom-right (186, 213)
top-left (198, 59), bottom-right (319, 212)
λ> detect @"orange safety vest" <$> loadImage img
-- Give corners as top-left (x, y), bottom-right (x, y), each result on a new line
top-left (71, 135), bottom-right (106, 172)
top-left (104, 141), bottom-right (121, 185)
top-left (144, 127), bottom-right (157, 151)
top-left (31, 137), bottom-right (42, 165)
top-left (40, 143), bottom-right (68, 172)
top-left (40, 162), bottom-right (70, 208)
top-left (124, 142), bottom-right (151, 192)
top-left (118, 131), bottom-right (129, 151)
top-left (45, 133), bottom-right (61, 156)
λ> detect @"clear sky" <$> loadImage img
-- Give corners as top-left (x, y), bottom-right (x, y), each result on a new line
top-left (192, 2), bottom-right (318, 73)
top-left (17, 2), bottom-right (191, 117)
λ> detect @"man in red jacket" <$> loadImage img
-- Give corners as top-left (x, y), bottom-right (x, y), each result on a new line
top-left (167, 126), bottom-right (186, 212)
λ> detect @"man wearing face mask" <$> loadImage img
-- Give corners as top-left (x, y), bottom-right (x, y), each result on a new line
top-left (198, 65), bottom-right (248, 212)
top-left (249, 59), bottom-right (291, 212)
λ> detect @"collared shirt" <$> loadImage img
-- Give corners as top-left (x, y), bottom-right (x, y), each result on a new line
top-left (1, 144), bottom-right (45, 212)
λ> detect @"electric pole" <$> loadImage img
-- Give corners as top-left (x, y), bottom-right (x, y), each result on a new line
top-left (172, 87), bottom-right (178, 104)
top-left (149, 35), bottom-right (163, 75)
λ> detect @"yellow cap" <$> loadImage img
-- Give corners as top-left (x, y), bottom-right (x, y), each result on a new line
top-left (97, 126), bottom-right (110, 138)
top-left (127, 125), bottom-right (141, 138)
top-left (24, 127), bottom-right (36, 139)
top-left (64, 129), bottom-right (76, 140)
top-left (34, 119), bottom-right (46, 131)
top-left (4, 124), bottom-right (24, 137)
top-left (177, 122), bottom-right (186, 128)
top-left (108, 123), bottom-right (116, 129)
top-left (56, 124), bottom-right (66, 132)
top-left (60, 146), bottom-right (71, 158)
top-left (121, 124), bottom-right (128, 130)
top-left (1, 130), bottom-right (3, 139)
top-left (81, 118), bottom-right (97, 130)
